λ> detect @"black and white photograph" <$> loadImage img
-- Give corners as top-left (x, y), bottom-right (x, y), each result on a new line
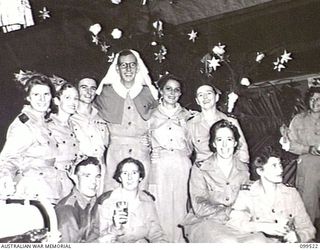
top-left (0, 0), bottom-right (319, 245)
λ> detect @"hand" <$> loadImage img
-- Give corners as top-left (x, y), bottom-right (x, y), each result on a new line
top-left (112, 209), bottom-right (128, 230)
top-left (257, 222), bottom-right (290, 237)
top-left (283, 230), bottom-right (300, 243)
top-left (151, 148), bottom-right (161, 162)
top-left (140, 135), bottom-right (150, 147)
top-left (309, 146), bottom-right (320, 156)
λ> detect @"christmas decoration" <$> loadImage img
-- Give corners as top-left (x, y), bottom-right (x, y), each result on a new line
top-left (111, 28), bottom-right (122, 39)
top-left (188, 29), bottom-right (198, 43)
top-left (38, 7), bottom-right (50, 20)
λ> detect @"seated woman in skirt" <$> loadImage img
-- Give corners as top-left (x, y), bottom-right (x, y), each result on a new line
top-left (181, 119), bottom-right (252, 242)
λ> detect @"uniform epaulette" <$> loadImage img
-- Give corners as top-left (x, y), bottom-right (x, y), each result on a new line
top-left (18, 113), bottom-right (29, 123)
top-left (96, 190), bottom-right (113, 205)
top-left (240, 183), bottom-right (251, 191)
top-left (142, 190), bottom-right (156, 201)
top-left (284, 183), bottom-right (295, 188)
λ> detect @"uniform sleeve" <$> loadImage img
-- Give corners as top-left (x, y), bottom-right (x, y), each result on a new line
top-left (189, 166), bottom-right (228, 218)
top-left (146, 203), bottom-right (168, 243)
top-left (233, 119), bottom-right (250, 163)
top-left (288, 115), bottom-right (310, 155)
top-left (292, 190), bottom-right (316, 242)
top-left (55, 205), bottom-right (82, 243)
top-left (0, 120), bottom-right (33, 178)
top-left (226, 190), bottom-right (254, 233)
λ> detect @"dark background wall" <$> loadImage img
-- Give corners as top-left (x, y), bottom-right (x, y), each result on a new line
top-left (1, 0), bottom-right (320, 156)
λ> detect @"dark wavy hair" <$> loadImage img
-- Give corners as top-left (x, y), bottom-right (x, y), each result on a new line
top-left (24, 74), bottom-right (55, 97)
top-left (113, 157), bottom-right (145, 184)
top-left (253, 146), bottom-right (282, 174)
top-left (156, 74), bottom-right (184, 93)
top-left (208, 119), bottom-right (240, 153)
top-left (195, 84), bottom-right (221, 97)
top-left (74, 156), bottom-right (101, 174)
top-left (51, 82), bottom-right (77, 114)
top-left (305, 87), bottom-right (320, 109)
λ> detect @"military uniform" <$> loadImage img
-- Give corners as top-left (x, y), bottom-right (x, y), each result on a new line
top-left (69, 107), bottom-right (109, 160)
top-left (181, 155), bottom-right (249, 242)
top-left (187, 111), bottom-right (249, 163)
top-left (90, 187), bottom-right (168, 243)
top-left (48, 114), bottom-right (78, 199)
top-left (227, 180), bottom-right (316, 242)
top-left (55, 188), bottom-right (96, 243)
top-left (0, 105), bottom-right (62, 202)
top-left (288, 111), bottom-right (320, 222)
top-left (148, 104), bottom-right (192, 242)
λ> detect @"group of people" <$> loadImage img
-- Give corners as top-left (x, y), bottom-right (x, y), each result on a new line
top-left (0, 48), bottom-right (318, 243)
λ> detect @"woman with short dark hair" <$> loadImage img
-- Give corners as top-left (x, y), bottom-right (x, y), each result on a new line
top-left (90, 157), bottom-right (167, 243)
top-left (148, 74), bottom-right (193, 242)
top-left (181, 119), bottom-right (249, 242)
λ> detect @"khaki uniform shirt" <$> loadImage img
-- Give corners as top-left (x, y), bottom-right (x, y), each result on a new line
top-left (90, 187), bottom-right (168, 243)
top-left (70, 107), bottom-right (109, 159)
top-left (187, 111), bottom-right (249, 163)
top-left (184, 155), bottom-right (249, 225)
top-left (227, 181), bottom-right (316, 242)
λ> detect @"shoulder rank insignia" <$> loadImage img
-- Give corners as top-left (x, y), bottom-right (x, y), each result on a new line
top-left (18, 113), bottom-right (29, 123)
top-left (240, 183), bottom-right (251, 191)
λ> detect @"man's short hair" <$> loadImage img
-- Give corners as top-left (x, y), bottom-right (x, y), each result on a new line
top-left (74, 156), bottom-right (101, 174)
top-left (117, 49), bottom-right (136, 65)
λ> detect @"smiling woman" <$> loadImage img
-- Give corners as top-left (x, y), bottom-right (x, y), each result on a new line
top-left (0, 74), bottom-right (64, 203)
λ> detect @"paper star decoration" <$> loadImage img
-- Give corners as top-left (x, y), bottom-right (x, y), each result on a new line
top-left (101, 43), bottom-right (110, 53)
top-left (154, 52), bottom-right (166, 63)
top-left (188, 30), bottom-right (198, 43)
top-left (212, 43), bottom-right (226, 57)
top-left (108, 53), bottom-right (115, 63)
top-left (39, 7), bottom-right (50, 20)
top-left (91, 35), bottom-right (99, 45)
top-left (207, 56), bottom-right (221, 71)
top-left (273, 58), bottom-right (286, 72)
top-left (280, 50), bottom-right (292, 64)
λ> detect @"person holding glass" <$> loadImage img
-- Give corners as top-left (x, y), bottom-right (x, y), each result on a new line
top-left (148, 74), bottom-right (192, 242)
top-left (181, 119), bottom-right (249, 242)
top-left (227, 146), bottom-right (316, 243)
top-left (89, 157), bottom-right (167, 243)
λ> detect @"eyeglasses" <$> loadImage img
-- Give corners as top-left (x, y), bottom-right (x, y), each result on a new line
top-left (118, 62), bottom-right (137, 69)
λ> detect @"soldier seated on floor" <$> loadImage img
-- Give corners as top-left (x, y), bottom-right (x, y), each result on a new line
top-left (227, 146), bottom-right (316, 243)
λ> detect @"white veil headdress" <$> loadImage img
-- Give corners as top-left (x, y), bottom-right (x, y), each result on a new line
top-left (96, 49), bottom-right (158, 100)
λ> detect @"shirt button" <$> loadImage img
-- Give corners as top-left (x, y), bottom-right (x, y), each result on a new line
top-left (197, 139), bottom-right (200, 142)
top-left (56, 144), bottom-right (59, 148)
top-left (39, 172), bottom-right (44, 175)
top-left (95, 149), bottom-right (98, 152)
top-left (272, 209), bottom-right (275, 213)
top-left (289, 214), bottom-right (293, 217)
top-left (75, 153), bottom-right (78, 157)
top-left (47, 141), bottom-right (50, 145)
top-left (70, 133), bottom-right (73, 137)
top-left (170, 149), bottom-right (174, 152)
top-left (256, 217), bottom-right (259, 220)
top-left (49, 132), bottom-right (52, 136)
top-left (170, 139), bottom-right (173, 141)
top-left (129, 149), bottom-right (132, 153)
top-left (73, 144), bottom-right (76, 147)
top-left (128, 106), bottom-right (131, 110)
top-left (128, 122), bottom-right (132, 125)
top-left (62, 141), bottom-right (66, 144)
top-left (226, 198), bottom-right (229, 201)
top-left (274, 219), bottom-right (278, 223)
top-left (226, 182), bottom-right (230, 185)
top-left (169, 127), bottom-right (172, 130)
top-left (168, 117), bottom-right (171, 120)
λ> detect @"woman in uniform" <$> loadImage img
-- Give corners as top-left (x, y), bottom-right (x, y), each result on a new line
top-left (48, 82), bottom-right (79, 199)
top-left (0, 73), bottom-right (62, 203)
top-left (181, 119), bottom-right (249, 242)
top-left (90, 157), bottom-right (168, 243)
top-left (148, 74), bottom-right (192, 242)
